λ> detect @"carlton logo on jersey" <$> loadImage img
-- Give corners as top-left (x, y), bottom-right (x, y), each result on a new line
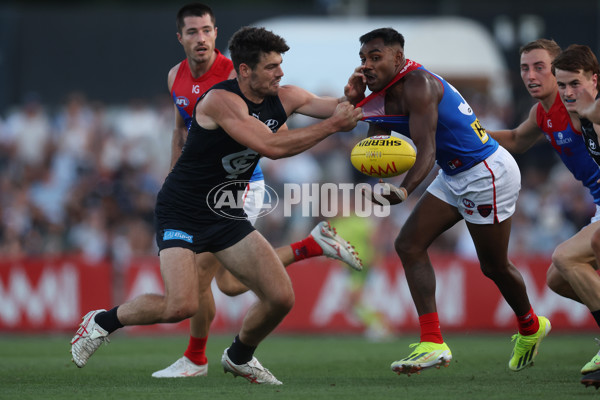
top-left (222, 148), bottom-right (260, 179)
top-left (175, 96), bottom-right (189, 107)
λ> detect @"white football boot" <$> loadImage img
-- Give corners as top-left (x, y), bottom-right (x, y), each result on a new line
top-left (152, 356), bottom-right (208, 378)
top-left (310, 221), bottom-right (363, 271)
top-left (221, 348), bottom-right (282, 385)
top-left (70, 309), bottom-right (109, 368)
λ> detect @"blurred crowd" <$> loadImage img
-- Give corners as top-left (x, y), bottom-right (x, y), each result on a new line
top-left (0, 90), bottom-right (596, 271)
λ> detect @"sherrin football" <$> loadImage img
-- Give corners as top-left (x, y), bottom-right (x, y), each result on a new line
top-left (350, 135), bottom-right (416, 178)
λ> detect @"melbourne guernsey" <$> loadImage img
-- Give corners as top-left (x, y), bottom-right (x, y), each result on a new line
top-left (536, 93), bottom-right (600, 205)
top-left (357, 59), bottom-right (498, 175)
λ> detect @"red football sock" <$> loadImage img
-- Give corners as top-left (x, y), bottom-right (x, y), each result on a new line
top-left (290, 236), bottom-right (323, 261)
top-left (516, 306), bottom-right (539, 336)
top-left (183, 335), bottom-right (208, 366)
top-left (419, 312), bottom-right (444, 344)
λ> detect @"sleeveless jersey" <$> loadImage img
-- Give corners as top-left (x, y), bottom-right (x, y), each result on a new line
top-left (157, 79), bottom-right (287, 223)
top-left (580, 119), bottom-right (600, 165)
top-left (357, 59), bottom-right (498, 175)
top-left (171, 50), bottom-right (264, 181)
top-left (536, 93), bottom-right (600, 205)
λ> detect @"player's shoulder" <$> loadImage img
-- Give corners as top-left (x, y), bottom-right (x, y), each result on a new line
top-left (167, 60), bottom-right (186, 90)
top-left (398, 68), bottom-right (436, 90)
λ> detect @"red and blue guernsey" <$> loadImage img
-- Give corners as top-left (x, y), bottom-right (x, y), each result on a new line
top-left (357, 59), bottom-right (498, 175)
top-left (537, 93), bottom-right (600, 205)
top-left (171, 50), bottom-right (263, 181)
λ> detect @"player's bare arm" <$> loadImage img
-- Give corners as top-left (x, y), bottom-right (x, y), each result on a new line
top-left (487, 104), bottom-right (543, 154)
top-left (168, 62), bottom-right (189, 169)
top-left (396, 72), bottom-right (439, 196)
top-left (197, 89), bottom-right (362, 159)
top-left (279, 85), bottom-right (339, 119)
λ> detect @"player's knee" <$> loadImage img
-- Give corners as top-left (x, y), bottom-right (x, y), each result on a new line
top-left (163, 299), bottom-right (198, 323)
top-left (546, 264), bottom-right (565, 294)
top-left (394, 234), bottom-right (418, 261)
top-left (478, 258), bottom-right (513, 281)
top-left (550, 245), bottom-right (570, 273)
top-left (270, 290), bottom-right (295, 316)
top-left (478, 262), bottom-right (500, 280)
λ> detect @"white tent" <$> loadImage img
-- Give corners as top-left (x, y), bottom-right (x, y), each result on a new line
top-left (250, 16), bottom-right (511, 106)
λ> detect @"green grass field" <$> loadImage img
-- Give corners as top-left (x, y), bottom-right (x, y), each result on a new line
top-left (1, 333), bottom-right (599, 400)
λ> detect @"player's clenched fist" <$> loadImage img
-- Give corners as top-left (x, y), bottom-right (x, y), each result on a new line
top-left (332, 101), bottom-right (363, 131)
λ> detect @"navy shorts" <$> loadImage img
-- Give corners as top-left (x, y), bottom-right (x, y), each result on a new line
top-left (155, 216), bottom-right (255, 254)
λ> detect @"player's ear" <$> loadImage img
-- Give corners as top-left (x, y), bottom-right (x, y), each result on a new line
top-left (238, 63), bottom-right (251, 78)
top-left (394, 49), bottom-right (403, 67)
top-left (214, 26), bottom-right (218, 38)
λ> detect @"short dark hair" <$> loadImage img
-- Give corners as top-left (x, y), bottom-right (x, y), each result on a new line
top-left (519, 39), bottom-right (561, 59)
top-left (228, 26), bottom-right (289, 72)
top-left (552, 44), bottom-right (600, 90)
top-left (359, 28), bottom-right (405, 48)
top-left (176, 3), bottom-right (215, 34)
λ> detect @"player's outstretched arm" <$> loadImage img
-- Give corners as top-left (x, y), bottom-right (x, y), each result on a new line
top-left (278, 85), bottom-right (341, 119)
top-left (197, 89), bottom-right (363, 159)
top-left (167, 63), bottom-right (188, 170)
top-left (487, 104), bottom-right (543, 154)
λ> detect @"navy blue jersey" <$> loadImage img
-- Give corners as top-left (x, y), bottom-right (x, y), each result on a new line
top-left (580, 118), bottom-right (600, 168)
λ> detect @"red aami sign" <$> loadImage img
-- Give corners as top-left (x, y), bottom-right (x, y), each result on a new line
top-left (0, 256), bottom-right (112, 332)
top-left (0, 254), bottom-right (595, 333)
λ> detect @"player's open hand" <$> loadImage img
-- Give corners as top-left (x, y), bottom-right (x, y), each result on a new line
top-left (344, 66), bottom-right (367, 105)
top-left (573, 88), bottom-right (598, 119)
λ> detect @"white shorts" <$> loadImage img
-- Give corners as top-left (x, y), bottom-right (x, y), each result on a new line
top-left (591, 205), bottom-right (600, 224)
top-left (427, 146), bottom-right (521, 224)
top-left (242, 180), bottom-right (265, 226)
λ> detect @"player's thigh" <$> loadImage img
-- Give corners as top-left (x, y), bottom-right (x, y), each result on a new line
top-left (159, 247), bottom-right (200, 301)
top-left (466, 217), bottom-right (512, 265)
top-left (214, 230), bottom-right (292, 300)
top-left (397, 191), bottom-right (462, 252)
top-left (194, 251), bottom-right (223, 290)
top-left (553, 221), bottom-right (599, 269)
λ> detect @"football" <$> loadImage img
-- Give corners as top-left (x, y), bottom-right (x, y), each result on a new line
top-left (350, 135), bottom-right (416, 178)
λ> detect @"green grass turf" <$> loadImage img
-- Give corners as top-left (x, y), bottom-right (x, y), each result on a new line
top-left (1, 333), bottom-right (599, 399)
